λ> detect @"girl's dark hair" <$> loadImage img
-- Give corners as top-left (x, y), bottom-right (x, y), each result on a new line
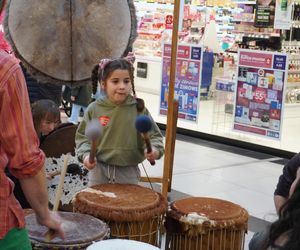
top-left (266, 179), bottom-right (300, 249)
top-left (91, 58), bottom-right (144, 112)
top-left (31, 99), bottom-right (61, 134)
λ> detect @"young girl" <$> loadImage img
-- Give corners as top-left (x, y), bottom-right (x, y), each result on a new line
top-left (6, 99), bottom-right (61, 208)
top-left (31, 99), bottom-right (61, 142)
top-left (75, 56), bottom-right (164, 186)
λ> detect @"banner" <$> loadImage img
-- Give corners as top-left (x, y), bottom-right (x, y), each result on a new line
top-left (160, 43), bottom-right (202, 122)
top-left (233, 49), bottom-right (288, 140)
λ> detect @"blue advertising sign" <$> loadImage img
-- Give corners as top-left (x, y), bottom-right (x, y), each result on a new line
top-left (159, 43), bottom-right (203, 122)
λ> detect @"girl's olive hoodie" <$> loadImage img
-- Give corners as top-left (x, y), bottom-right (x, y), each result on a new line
top-left (76, 95), bottom-right (164, 166)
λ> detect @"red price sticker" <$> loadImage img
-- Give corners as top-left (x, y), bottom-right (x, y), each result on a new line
top-left (254, 88), bottom-right (267, 103)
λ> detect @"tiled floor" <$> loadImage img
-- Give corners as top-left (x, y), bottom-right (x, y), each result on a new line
top-left (139, 133), bottom-right (285, 250)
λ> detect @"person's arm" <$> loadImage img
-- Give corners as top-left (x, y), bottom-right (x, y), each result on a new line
top-left (0, 61), bottom-right (64, 238)
top-left (145, 109), bottom-right (164, 159)
top-left (75, 106), bottom-right (94, 167)
top-left (274, 153), bottom-right (300, 213)
top-left (274, 195), bottom-right (287, 214)
top-left (19, 167), bottom-right (64, 238)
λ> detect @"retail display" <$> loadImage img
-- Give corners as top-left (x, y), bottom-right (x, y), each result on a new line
top-left (281, 1), bottom-right (300, 104)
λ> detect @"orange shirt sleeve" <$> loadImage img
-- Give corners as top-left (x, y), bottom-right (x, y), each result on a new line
top-left (0, 56), bottom-right (45, 179)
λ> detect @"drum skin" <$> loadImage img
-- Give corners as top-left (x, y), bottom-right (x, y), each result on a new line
top-left (26, 212), bottom-right (109, 249)
top-left (4, 0), bottom-right (137, 86)
top-left (165, 197), bottom-right (249, 250)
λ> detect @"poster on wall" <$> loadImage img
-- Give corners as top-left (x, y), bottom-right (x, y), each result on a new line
top-left (233, 49), bottom-right (288, 140)
top-left (160, 43), bottom-right (202, 122)
top-left (274, 0), bottom-right (292, 30)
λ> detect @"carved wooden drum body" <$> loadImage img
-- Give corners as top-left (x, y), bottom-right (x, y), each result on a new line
top-left (73, 183), bottom-right (168, 246)
top-left (4, 0), bottom-right (137, 86)
top-left (26, 212), bottom-right (109, 249)
top-left (165, 197), bottom-right (249, 250)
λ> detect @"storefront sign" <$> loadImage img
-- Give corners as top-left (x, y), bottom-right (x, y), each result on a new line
top-left (160, 43), bottom-right (202, 122)
top-left (233, 49), bottom-right (288, 140)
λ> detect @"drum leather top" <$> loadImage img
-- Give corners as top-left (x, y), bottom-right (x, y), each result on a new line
top-left (26, 212), bottom-right (109, 244)
top-left (4, 0), bottom-right (137, 86)
top-left (73, 183), bottom-right (167, 222)
top-left (171, 197), bottom-right (246, 221)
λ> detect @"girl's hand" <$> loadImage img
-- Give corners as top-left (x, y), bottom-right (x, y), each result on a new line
top-left (83, 154), bottom-right (97, 170)
top-left (144, 148), bottom-right (159, 165)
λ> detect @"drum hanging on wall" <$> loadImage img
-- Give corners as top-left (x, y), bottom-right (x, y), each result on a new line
top-left (4, 0), bottom-right (137, 86)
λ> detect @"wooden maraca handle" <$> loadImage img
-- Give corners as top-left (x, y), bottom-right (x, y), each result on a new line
top-left (89, 140), bottom-right (97, 164)
top-left (144, 134), bottom-right (155, 166)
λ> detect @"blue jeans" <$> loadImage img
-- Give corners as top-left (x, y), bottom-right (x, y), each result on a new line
top-left (69, 104), bottom-right (87, 124)
top-left (249, 229), bottom-right (269, 250)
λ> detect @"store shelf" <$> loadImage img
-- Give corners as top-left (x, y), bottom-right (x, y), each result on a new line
top-left (234, 1), bottom-right (257, 4)
top-left (287, 81), bottom-right (300, 87)
top-left (285, 103), bottom-right (300, 107)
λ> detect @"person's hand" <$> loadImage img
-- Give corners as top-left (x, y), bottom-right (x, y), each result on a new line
top-left (71, 96), bottom-right (76, 102)
top-left (144, 147), bottom-right (159, 165)
top-left (83, 154), bottom-right (97, 170)
top-left (36, 210), bottom-right (65, 240)
top-left (45, 173), bottom-right (52, 180)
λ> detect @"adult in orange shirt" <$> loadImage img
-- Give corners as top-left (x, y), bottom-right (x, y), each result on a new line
top-left (0, 50), bottom-right (64, 248)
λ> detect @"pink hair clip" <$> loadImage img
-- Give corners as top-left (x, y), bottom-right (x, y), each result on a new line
top-left (99, 58), bottom-right (112, 70)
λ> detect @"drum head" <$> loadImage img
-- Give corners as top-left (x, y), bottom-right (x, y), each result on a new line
top-left (73, 183), bottom-right (168, 222)
top-left (26, 212), bottom-right (109, 245)
top-left (87, 239), bottom-right (160, 250)
top-left (4, 0), bottom-right (137, 86)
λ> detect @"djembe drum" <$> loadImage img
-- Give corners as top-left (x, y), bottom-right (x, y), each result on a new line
top-left (165, 197), bottom-right (249, 250)
top-left (26, 212), bottom-right (109, 249)
top-left (73, 183), bottom-right (168, 246)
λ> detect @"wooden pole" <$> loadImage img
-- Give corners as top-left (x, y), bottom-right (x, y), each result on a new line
top-left (162, 0), bottom-right (181, 199)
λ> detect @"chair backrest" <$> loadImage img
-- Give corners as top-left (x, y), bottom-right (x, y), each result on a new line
top-left (40, 123), bottom-right (78, 157)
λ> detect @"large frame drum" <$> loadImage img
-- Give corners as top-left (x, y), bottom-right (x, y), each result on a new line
top-left (73, 183), bottom-right (168, 246)
top-left (26, 212), bottom-right (109, 249)
top-left (165, 197), bottom-right (249, 250)
top-left (4, 0), bottom-right (137, 86)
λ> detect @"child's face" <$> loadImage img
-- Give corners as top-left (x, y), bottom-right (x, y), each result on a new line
top-left (40, 118), bottom-right (59, 135)
top-left (102, 69), bottom-right (131, 105)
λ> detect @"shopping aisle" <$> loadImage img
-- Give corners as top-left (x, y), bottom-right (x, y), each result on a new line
top-left (140, 133), bottom-right (286, 249)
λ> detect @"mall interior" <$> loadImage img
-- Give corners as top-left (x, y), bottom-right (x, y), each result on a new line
top-left (132, 0), bottom-right (298, 249)
top-left (3, 0), bottom-right (300, 249)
